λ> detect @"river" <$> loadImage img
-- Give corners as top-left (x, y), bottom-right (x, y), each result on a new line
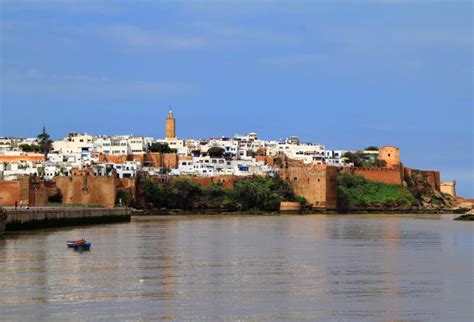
top-left (0, 214), bottom-right (472, 321)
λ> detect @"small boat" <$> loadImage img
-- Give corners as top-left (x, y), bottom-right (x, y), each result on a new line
top-left (67, 239), bottom-right (91, 251)
top-left (0, 207), bottom-right (7, 235)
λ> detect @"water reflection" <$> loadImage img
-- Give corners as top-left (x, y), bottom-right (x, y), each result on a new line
top-left (0, 214), bottom-right (472, 321)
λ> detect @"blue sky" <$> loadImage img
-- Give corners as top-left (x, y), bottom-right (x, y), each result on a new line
top-left (1, 0), bottom-right (472, 196)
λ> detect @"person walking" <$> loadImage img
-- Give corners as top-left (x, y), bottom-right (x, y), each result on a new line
top-left (14, 201), bottom-right (18, 210)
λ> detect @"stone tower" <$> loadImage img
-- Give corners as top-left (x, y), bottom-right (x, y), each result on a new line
top-left (378, 146), bottom-right (400, 168)
top-left (165, 110), bottom-right (176, 139)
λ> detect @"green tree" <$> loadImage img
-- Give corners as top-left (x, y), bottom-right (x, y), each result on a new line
top-left (159, 167), bottom-right (171, 175)
top-left (37, 126), bottom-right (53, 158)
top-left (116, 190), bottom-right (133, 207)
top-left (144, 179), bottom-right (169, 208)
top-left (336, 173), bottom-right (417, 212)
top-left (208, 146), bottom-right (225, 158)
top-left (365, 146), bottom-right (379, 151)
top-left (169, 179), bottom-right (202, 209)
top-left (343, 152), bottom-right (364, 167)
top-left (19, 144), bottom-right (41, 153)
top-left (148, 143), bottom-right (177, 153)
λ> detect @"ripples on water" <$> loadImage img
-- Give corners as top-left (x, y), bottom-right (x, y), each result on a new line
top-left (0, 214), bottom-right (472, 321)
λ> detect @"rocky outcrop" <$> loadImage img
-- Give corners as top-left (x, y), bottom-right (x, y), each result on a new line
top-left (404, 169), bottom-right (454, 210)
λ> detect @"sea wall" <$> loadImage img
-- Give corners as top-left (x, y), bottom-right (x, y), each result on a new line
top-left (5, 207), bottom-right (131, 230)
top-left (280, 201), bottom-right (302, 212)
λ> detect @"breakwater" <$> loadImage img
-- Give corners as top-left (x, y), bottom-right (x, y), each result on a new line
top-left (5, 207), bottom-right (131, 231)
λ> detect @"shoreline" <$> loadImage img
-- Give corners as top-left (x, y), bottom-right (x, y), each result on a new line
top-left (132, 207), bottom-right (464, 217)
top-left (4, 208), bottom-right (131, 231)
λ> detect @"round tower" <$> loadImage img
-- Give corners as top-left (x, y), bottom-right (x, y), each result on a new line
top-left (378, 146), bottom-right (400, 168)
top-left (165, 110), bottom-right (176, 139)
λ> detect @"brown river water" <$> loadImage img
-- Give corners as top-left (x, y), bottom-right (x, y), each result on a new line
top-left (0, 214), bottom-right (472, 321)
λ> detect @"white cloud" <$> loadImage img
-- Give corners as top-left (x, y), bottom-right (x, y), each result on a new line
top-left (1, 0), bottom-right (122, 14)
top-left (97, 24), bottom-right (206, 50)
top-left (1, 70), bottom-right (199, 100)
top-left (194, 22), bottom-right (301, 46)
top-left (262, 53), bottom-right (325, 66)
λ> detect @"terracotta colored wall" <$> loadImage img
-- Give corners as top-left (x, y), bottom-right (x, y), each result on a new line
top-left (405, 168), bottom-right (441, 191)
top-left (71, 168), bottom-right (94, 176)
top-left (325, 166), bottom-right (338, 209)
top-left (117, 178), bottom-right (137, 201)
top-left (28, 178), bottom-right (49, 207)
top-left (285, 160), bottom-right (337, 209)
top-left (378, 146), bottom-right (400, 168)
top-left (0, 154), bottom-right (45, 163)
top-left (55, 176), bottom-right (117, 208)
top-left (128, 154), bottom-right (145, 165)
top-left (179, 175), bottom-right (236, 190)
top-left (280, 201), bottom-right (301, 211)
top-left (0, 181), bottom-right (21, 206)
top-left (255, 154), bottom-right (286, 167)
top-left (0, 177), bottom-right (48, 206)
top-left (144, 153), bottom-right (178, 169)
top-left (352, 167), bottom-right (403, 185)
top-left (99, 154), bottom-right (127, 164)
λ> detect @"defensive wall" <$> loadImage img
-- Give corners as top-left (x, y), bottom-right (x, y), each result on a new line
top-left (99, 152), bottom-right (179, 169)
top-left (99, 154), bottom-right (128, 164)
top-left (340, 167), bottom-right (404, 185)
top-left (404, 168), bottom-right (440, 191)
top-left (378, 146), bottom-right (400, 168)
top-left (5, 207), bottom-right (131, 231)
top-left (55, 176), bottom-right (117, 208)
top-left (143, 153), bottom-right (178, 168)
top-left (284, 160), bottom-right (337, 210)
top-left (181, 176), bottom-right (237, 190)
top-left (440, 181), bottom-right (456, 197)
top-left (280, 201), bottom-right (302, 212)
top-left (0, 177), bottom-right (48, 207)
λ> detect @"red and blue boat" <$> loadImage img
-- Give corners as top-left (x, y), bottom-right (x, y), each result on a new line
top-left (67, 239), bottom-right (91, 251)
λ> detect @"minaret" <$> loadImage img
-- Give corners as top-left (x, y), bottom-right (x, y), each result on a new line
top-left (165, 110), bottom-right (176, 139)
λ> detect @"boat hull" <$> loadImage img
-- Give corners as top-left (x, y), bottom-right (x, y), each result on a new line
top-left (74, 243), bottom-right (91, 251)
top-left (67, 240), bottom-right (91, 251)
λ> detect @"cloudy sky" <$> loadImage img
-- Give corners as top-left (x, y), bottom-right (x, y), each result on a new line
top-left (0, 0), bottom-right (472, 196)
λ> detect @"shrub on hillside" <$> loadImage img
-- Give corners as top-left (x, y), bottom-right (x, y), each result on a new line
top-left (337, 173), bottom-right (417, 212)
